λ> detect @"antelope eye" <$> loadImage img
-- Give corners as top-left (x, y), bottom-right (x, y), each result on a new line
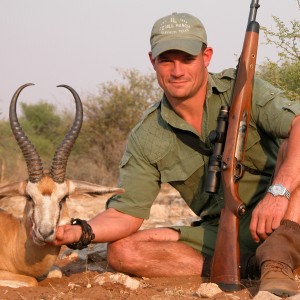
top-left (59, 196), bottom-right (68, 208)
top-left (61, 195), bottom-right (68, 203)
top-left (25, 195), bottom-right (33, 202)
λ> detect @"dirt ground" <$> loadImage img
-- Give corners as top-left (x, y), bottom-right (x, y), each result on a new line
top-left (0, 184), bottom-right (297, 300)
top-left (0, 271), bottom-right (259, 300)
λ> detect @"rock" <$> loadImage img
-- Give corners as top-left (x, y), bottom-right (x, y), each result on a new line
top-left (253, 291), bottom-right (281, 300)
top-left (68, 282), bottom-right (81, 289)
top-left (195, 282), bottom-right (223, 298)
top-left (0, 280), bottom-right (32, 288)
top-left (47, 266), bottom-right (63, 279)
top-left (94, 272), bottom-right (141, 290)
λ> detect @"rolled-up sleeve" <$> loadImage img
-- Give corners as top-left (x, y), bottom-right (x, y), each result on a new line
top-left (106, 133), bottom-right (161, 219)
top-left (251, 78), bottom-right (300, 138)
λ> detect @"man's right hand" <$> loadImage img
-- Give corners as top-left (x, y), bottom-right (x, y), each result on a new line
top-left (52, 224), bottom-right (82, 246)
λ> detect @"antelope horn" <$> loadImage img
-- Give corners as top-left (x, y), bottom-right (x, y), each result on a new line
top-left (9, 83), bottom-right (44, 183)
top-left (50, 85), bottom-right (83, 183)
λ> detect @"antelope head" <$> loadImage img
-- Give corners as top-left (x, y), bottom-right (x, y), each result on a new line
top-left (0, 84), bottom-right (123, 246)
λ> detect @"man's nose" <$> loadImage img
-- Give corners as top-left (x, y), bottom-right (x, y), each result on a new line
top-left (171, 61), bottom-right (184, 77)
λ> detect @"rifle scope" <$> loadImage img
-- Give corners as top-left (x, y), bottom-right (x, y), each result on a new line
top-left (205, 106), bottom-right (229, 194)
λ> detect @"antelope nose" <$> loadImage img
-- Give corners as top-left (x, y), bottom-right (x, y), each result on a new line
top-left (39, 228), bottom-right (55, 240)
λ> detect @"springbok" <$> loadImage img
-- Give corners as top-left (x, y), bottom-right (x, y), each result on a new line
top-left (0, 83), bottom-right (123, 288)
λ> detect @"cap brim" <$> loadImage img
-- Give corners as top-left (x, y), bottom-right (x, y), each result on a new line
top-left (151, 39), bottom-right (203, 59)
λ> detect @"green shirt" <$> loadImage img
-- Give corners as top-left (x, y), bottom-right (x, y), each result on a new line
top-left (107, 68), bottom-right (300, 220)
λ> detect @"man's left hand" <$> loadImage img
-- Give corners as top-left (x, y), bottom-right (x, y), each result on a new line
top-left (249, 194), bottom-right (289, 243)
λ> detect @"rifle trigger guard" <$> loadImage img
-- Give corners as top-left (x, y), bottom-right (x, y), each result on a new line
top-left (234, 162), bottom-right (245, 182)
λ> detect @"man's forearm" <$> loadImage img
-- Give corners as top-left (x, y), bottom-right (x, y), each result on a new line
top-left (89, 208), bottom-right (144, 243)
top-left (272, 115), bottom-right (300, 193)
top-left (52, 208), bottom-right (143, 247)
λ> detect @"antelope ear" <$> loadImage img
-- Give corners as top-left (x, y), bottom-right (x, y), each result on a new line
top-left (0, 181), bottom-right (27, 197)
top-left (67, 180), bottom-right (124, 197)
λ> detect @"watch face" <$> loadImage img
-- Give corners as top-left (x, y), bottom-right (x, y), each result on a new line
top-left (268, 184), bottom-right (290, 199)
top-left (272, 185), bottom-right (284, 194)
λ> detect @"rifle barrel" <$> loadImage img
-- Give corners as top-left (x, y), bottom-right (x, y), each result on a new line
top-left (248, 0), bottom-right (260, 23)
top-left (210, 0), bottom-right (260, 291)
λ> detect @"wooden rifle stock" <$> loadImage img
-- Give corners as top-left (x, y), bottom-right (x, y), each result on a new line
top-left (210, 1), bottom-right (260, 291)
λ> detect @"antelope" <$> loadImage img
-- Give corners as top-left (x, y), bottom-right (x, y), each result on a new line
top-left (0, 83), bottom-right (123, 288)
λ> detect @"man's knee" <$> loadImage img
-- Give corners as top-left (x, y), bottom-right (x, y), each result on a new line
top-left (107, 239), bottom-right (126, 267)
top-left (107, 237), bottom-right (137, 272)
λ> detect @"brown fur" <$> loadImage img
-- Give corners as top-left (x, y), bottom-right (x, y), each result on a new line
top-left (39, 176), bottom-right (55, 196)
top-left (0, 180), bottom-right (123, 288)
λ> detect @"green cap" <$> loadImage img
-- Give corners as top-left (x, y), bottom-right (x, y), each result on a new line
top-left (150, 12), bottom-right (207, 59)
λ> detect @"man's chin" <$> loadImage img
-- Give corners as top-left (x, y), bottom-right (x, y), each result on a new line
top-left (165, 91), bottom-right (191, 102)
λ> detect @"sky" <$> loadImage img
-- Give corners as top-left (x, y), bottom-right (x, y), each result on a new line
top-left (1, 0), bottom-right (299, 118)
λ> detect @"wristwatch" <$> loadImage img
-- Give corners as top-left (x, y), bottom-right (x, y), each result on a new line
top-left (267, 184), bottom-right (291, 200)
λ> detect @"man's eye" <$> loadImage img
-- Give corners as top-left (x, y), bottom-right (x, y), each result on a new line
top-left (159, 59), bottom-right (171, 63)
top-left (184, 57), bottom-right (196, 63)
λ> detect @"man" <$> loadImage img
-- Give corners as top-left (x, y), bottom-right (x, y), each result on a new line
top-left (53, 13), bottom-right (300, 297)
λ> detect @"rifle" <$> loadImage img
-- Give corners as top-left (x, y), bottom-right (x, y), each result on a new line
top-left (205, 0), bottom-right (260, 291)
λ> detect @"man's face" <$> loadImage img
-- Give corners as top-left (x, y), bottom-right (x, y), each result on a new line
top-left (150, 48), bottom-right (212, 102)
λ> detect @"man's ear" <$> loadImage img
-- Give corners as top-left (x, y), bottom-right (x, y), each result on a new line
top-left (203, 47), bottom-right (213, 68)
top-left (148, 52), bottom-right (156, 70)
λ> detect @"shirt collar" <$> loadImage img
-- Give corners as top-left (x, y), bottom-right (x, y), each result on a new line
top-left (160, 72), bottom-right (231, 132)
top-left (161, 95), bottom-right (196, 133)
top-left (208, 72), bottom-right (232, 93)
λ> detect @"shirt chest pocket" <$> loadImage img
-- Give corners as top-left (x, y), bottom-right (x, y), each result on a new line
top-left (157, 149), bottom-right (205, 182)
top-left (157, 150), bottom-right (206, 207)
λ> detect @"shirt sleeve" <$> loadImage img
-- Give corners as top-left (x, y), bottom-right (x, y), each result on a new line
top-left (251, 77), bottom-right (300, 138)
top-left (106, 131), bottom-right (161, 219)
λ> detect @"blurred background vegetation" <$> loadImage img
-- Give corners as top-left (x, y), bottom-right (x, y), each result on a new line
top-left (0, 69), bottom-right (161, 185)
top-left (0, 7), bottom-right (299, 186)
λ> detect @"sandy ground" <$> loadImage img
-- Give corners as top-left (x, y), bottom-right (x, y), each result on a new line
top-left (0, 184), bottom-right (298, 300)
